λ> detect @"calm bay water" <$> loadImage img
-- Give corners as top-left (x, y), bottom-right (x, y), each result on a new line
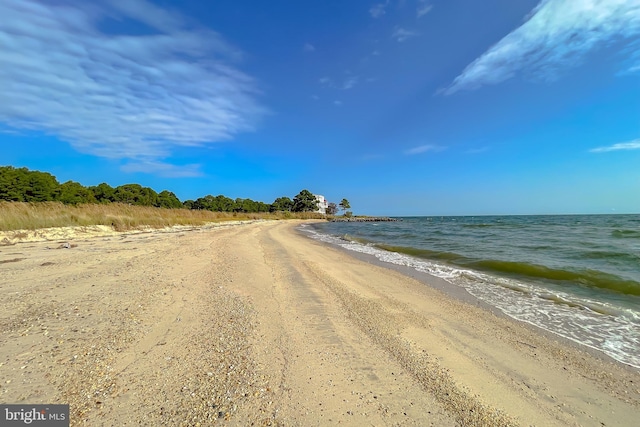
top-left (303, 215), bottom-right (640, 369)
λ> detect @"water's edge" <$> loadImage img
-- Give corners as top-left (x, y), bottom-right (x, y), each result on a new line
top-left (299, 224), bottom-right (640, 371)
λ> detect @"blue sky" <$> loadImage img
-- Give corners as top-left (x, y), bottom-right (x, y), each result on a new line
top-left (1, 0), bottom-right (639, 215)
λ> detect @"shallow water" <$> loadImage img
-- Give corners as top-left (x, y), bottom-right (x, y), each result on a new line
top-left (304, 215), bottom-right (640, 369)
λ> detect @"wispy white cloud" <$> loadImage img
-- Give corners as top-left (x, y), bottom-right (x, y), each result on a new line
top-left (342, 76), bottom-right (359, 90)
top-left (404, 144), bottom-right (445, 155)
top-left (618, 39), bottom-right (640, 74)
top-left (108, 0), bottom-right (184, 33)
top-left (590, 139), bottom-right (640, 153)
top-left (417, 2), bottom-right (433, 18)
top-left (392, 27), bottom-right (419, 42)
top-left (319, 75), bottom-right (360, 90)
top-left (445, 0), bottom-right (640, 95)
top-left (0, 0), bottom-right (265, 175)
top-left (304, 43), bottom-right (316, 52)
top-left (370, 2), bottom-right (389, 18)
top-left (334, 100), bottom-right (343, 106)
top-left (0, 128), bottom-right (21, 135)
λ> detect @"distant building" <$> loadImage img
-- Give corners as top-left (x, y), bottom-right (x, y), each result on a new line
top-left (314, 194), bottom-right (329, 214)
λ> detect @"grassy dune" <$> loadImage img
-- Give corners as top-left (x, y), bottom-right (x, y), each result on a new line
top-left (0, 202), bottom-right (326, 232)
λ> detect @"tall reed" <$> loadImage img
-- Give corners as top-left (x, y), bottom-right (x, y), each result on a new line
top-left (0, 202), bottom-right (326, 232)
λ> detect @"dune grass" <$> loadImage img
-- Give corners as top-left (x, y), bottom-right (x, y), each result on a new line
top-left (0, 202), bottom-right (327, 232)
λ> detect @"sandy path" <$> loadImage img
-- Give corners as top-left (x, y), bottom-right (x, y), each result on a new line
top-left (1, 221), bottom-right (638, 426)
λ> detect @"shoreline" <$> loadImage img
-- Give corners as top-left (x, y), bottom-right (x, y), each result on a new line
top-left (298, 227), bottom-right (640, 372)
top-left (1, 220), bottom-right (638, 425)
top-left (297, 224), bottom-right (639, 374)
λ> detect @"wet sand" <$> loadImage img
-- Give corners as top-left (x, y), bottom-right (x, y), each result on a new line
top-left (1, 220), bottom-right (638, 426)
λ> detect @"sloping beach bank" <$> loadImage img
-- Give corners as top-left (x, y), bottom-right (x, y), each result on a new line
top-left (1, 221), bottom-right (638, 426)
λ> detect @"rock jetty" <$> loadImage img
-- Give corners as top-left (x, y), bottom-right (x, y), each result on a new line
top-left (331, 217), bottom-right (398, 222)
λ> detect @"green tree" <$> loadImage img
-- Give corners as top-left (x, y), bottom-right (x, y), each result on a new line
top-left (235, 198), bottom-right (260, 213)
top-left (234, 198), bottom-right (270, 213)
top-left (113, 184), bottom-right (158, 206)
top-left (193, 195), bottom-right (215, 210)
top-left (214, 195), bottom-right (236, 212)
top-left (191, 194), bottom-right (237, 212)
top-left (270, 196), bottom-right (293, 212)
top-left (292, 189), bottom-right (319, 212)
top-left (23, 170), bottom-right (60, 202)
top-left (156, 190), bottom-right (182, 209)
top-left (256, 201), bottom-right (271, 212)
top-left (57, 180), bottom-right (96, 205)
top-left (326, 202), bottom-right (338, 215)
top-left (339, 198), bottom-right (351, 215)
top-left (0, 166), bottom-right (28, 201)
top-left (89, 183), bottom-right (115, 203)
top-left (0, 165), bottom-right (284, 214)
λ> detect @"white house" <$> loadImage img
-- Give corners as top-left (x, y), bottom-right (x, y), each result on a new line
top-left (314, 194), bottom-right (329, 214)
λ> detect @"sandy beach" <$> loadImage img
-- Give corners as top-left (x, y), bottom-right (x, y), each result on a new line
top-left (1, 220), bottom-right (638, 426)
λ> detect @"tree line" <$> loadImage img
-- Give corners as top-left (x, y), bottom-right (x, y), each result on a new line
top-left (0, 166), bottom-right (349, 214)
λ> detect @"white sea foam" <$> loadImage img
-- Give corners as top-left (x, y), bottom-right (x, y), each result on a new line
top-left (300, 225), bottom-right (640, 369)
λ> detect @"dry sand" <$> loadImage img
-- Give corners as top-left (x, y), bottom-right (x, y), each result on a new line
top-left (0, 220), bottom-right (638, 426)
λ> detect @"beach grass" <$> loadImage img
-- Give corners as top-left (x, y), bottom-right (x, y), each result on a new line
top-left (0, 201), bottom-right (326, 232)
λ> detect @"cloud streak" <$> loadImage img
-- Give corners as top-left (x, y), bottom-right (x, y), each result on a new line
top-left (417, 2), bottom-right (433, 18)
top-left (318, 75), bottom-right (360, 90)
top-left (342, 76), bottom-right (359, 90)
top-left (0, 0), bottom-right (265, 174)
top-left (590, 139), bottom-right (640, 152)
top-left (392, 27), bottom-right (420, 42)
top-left (445, 0), bottom-right (640, 94)
top-left (404, 144), bottom-right (445, 155)
top-left (369, 2), bottom-right (389, 18)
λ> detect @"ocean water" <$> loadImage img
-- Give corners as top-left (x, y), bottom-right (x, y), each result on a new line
top-left (302, 215), bottom-right (640, 369)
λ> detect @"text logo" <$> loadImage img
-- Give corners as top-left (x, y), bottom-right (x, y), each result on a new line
top-left (1, 405), bottom-right (69, 426)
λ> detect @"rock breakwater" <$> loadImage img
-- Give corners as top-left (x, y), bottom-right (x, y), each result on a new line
top-left (331, 217), bottom-right (398, 222)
